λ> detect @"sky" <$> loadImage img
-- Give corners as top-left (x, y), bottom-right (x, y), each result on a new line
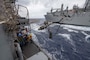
top-left (16, 0), bottom-right (86, 18)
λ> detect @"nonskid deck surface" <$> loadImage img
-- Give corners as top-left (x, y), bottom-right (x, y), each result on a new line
top-left (22, 42), bottom-right (40, 58)
top-left (0, 24), bottom-right (13, 60)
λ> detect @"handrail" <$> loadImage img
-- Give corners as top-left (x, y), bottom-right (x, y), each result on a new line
top-left (15, 4), bottom-right (31, 33)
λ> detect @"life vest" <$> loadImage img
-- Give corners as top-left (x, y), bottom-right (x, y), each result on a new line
top-left (27, 33), bottom-right (32, 41)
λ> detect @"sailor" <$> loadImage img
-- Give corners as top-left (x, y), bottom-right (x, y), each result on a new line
top-left (27, 33), bottom-right (32, 42)
top-left (17, 32), bottom-right (22, 37)
top-left (21, 29), bottom-right (27, 35)
top-left (25, 28), bottom-right (28, 32)
top-left (17, 32), bottom-right (25, 46)
top-left (22, 34), bottom-right (28, 45)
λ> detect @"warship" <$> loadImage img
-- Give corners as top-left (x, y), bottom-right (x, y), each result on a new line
top-left (1, 0), bottom-right (90, 60)
top-left (45, 0), bottom-right (90, 26)
top-left (0, 0), bottom-right (49, 60)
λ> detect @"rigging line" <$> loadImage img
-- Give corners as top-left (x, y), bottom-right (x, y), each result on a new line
top-left (47, 18), bottom-right (63, 39)
top-left (55, 18), bottom-right (63, 34)
top-left (48, 18), bottom-right (63, 38)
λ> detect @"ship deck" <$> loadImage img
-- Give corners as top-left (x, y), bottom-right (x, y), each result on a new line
top-left (22, 42), bottom-right (40, 59)
top-left (0, 22), bottom-right (46, 60)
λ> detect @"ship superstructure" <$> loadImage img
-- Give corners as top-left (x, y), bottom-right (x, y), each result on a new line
top-left (45, 0), bottom-right (90, 26)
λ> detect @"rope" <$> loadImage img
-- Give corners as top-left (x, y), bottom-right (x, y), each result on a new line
top-left (47, 18), bottom-right (63, 39)
top-left (55, 18), bottom-right (63, 34)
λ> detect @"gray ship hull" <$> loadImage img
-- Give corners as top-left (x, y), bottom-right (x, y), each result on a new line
top-left (45, 0), bottom-right (90, 26)
top-left (45, 11), bottom-right (90, 26)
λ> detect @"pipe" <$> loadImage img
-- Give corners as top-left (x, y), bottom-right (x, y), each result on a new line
top-left (14, 43), bottom-right (24, 60)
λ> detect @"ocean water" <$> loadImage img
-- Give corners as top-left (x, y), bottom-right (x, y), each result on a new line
top-left (30, 19), bottom-right (90, 60)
